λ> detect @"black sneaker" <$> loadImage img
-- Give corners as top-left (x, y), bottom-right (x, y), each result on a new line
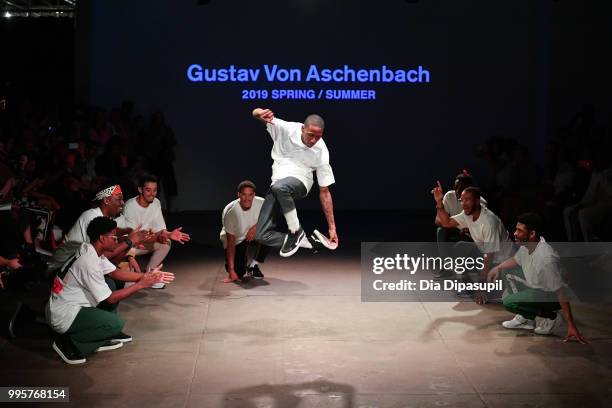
top-left (53, 336), bottom-right (86, 365)
top-left (111, 332), bottom-right (133, 343)
top-left (306, 234), bottom-right (325, 253)
top-left (248, 264), bottom-right (264, 278)
top-left (280, 228), bottom-right (305, 257)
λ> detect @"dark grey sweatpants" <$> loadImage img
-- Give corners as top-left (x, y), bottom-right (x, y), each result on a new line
top-left (255, 177), bottom-right (307, 248)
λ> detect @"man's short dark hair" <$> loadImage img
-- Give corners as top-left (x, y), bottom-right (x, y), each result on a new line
top-left (517, 212), bottom-right (544, 235)
top-left (139, 174), bottom-right (158, 188)
top-left (87, 217), bottom-right (117, 243)
top-left (304, 114), bottom-right (325, 129)
top-left (237, 180), bottom-right (256, 193)
top-left (462, 186), bottom-right (481, 199)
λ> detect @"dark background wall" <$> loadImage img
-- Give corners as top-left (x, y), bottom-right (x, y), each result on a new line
top-left (4, 1), bottom-right (608, 212)
top-left (74, 0), bottom-right (539, 211)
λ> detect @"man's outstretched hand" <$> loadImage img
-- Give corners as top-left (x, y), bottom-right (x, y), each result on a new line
top-left (222, 269), bottom-right (241, 283)
top-left (564, 324), bottom-right (589, 345)
top-left (253, 108), bottom-right (274, 123)
top-left (328, 228), bottom-right (339, 246)
top-left (431, 180), bottom-right (444, 203)
top-left (169, 227), bottom-right (190, 244)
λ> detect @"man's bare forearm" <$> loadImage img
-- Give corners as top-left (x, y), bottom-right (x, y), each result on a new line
top-left (226, 234), bottom-right (237, 273)
top-left (319, 188), bottom-right (336, 230)
top-left (436, 206), bottom-right (456, 228)
top-left (105, 243), bottom-right (131, 264)
top-left (557, 288), bottom-right (577, 327)
top-left (108, 266), bottom-right (144, 282)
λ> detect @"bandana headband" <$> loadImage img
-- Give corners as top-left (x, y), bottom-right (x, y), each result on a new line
top-left (94, 185), bottom-right (122, 201)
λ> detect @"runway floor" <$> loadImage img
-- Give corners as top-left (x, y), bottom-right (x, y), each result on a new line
top-left (1, 239), bottom-right (612, 408)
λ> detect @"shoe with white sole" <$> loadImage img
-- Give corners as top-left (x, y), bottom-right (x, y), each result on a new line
top-left (53, 337), bottom-right (86, 365)
top-left (111, 332), bottom-right (133, 343)
top-left (502, 314), bottom-right (535, 330)
top-left (95, 340), bottom-right (124, 352)
top-left (151, 282), bottom-right (166, 289)
top-left (280, 227), bottom-right (305, 257)
top-left (534, 313), bottom-right (560, 335)
top-left (312, 229), bottom-right (338, 250)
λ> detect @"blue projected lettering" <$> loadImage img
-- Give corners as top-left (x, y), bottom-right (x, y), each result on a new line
top-left (239, 88), bottom-right (377, 101)
top-left (188, 63), bottom-right (429, 101)
top-left (187, 64), bottom-right (430, 84)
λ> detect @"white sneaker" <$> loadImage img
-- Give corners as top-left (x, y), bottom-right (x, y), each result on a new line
top-left (534, 313), bottom-right (560, 335)
top-left (502, 314), bottom-right (535, 330)
top-left (312, 229), bottom-right (338, 250)
top-left (151, 282), bottom-right (166, 289)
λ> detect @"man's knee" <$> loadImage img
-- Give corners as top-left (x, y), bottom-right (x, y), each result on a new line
top-left (107, 314), bottom-right (125, 334)
top-left (270, 183), bottom-right (289, 196)
top-left (156, 242), bottom-right (171, 253)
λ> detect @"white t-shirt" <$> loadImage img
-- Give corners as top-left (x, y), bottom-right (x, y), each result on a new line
top-left (122, 197), bottom-right (166, 231)
top-left (46, 243), bottom-right (116, 334)
top-left (49, 207), bottom-right (128, 271)
top-left (266, 118), bottom-right (335, 193)
top-left (514, 237), bottom-right (565, 292)
top-left (451, 206), bottom-right (514, 263)
top-left (442, 190), bottom-right (488, 217)
top-left (220, 197), bottom-right (264, 248)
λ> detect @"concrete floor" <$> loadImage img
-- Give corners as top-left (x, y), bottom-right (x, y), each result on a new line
top-left (1, 244), bottom-right (611, 408)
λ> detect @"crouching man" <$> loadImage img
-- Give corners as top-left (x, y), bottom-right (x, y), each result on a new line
top-left (46, 216), bottom-right (175, 364)
top-left (487, 213), bottom-right (587, 343)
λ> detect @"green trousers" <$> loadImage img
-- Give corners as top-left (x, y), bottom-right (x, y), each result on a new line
top-left (64, 306), bottom-right (124, 355)
top-left (501, 268), bottom-right (560, 320)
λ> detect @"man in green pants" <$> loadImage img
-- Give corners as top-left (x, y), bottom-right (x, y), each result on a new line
top-left (46, 217), bottom-right (175, 364)
top-left (487, 213), bottom-right (588, 343)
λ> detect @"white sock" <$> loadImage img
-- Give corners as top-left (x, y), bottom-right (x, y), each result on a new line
top-left (300, 238), bottom-right (313, 249)
top-left (285, 209), bottom-right (300, 233)
top-left (249, 260), bottom-right (258, 267)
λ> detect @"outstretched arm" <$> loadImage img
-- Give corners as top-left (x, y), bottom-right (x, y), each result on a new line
top-left (319, 186), bottom-right (338, 244)
top-left (431, 181), bottom-right (459, 229)
top-left (105, 266), bottom-right (174, 304)
top-left (159, 227), bottom-right (191, 244)
top-left (557, 288), bottom-right (588, 344)
top-left (223, 233), bottom-right (240, 282)
top-left (252, 108), bottom-right (275, 124)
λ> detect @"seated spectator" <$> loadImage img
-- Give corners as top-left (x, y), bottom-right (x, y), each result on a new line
top-left (487, 213), bottom-right (587, 343)
top-left (46, 216), bottom-right (175, 364)
top-left (220, 180), bottom-right (270, 282)
top-left (0, 256), bottom-right (23, 289)
top-left (563, 164), bottom-right (612, 241)
top-left (432, 182), bottom-right (514, 304)
top-left (122, 174), bottom-right (190, 288)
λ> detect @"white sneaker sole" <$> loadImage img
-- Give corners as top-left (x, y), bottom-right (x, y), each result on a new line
top-left (502, 322), bottom-right (535, 330)
top-left (111, 336), bottom-right (133, 343)
top-left (151, 282), bottom-right (166, 289)
top-left (52, 341), bottom-right (86, 365)
top-left (313, 230), bottom-right (338, 250)
top-left (279, 230), bottom-right (305, 257)
top-left (95, 341), bottom-right (124, 352)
